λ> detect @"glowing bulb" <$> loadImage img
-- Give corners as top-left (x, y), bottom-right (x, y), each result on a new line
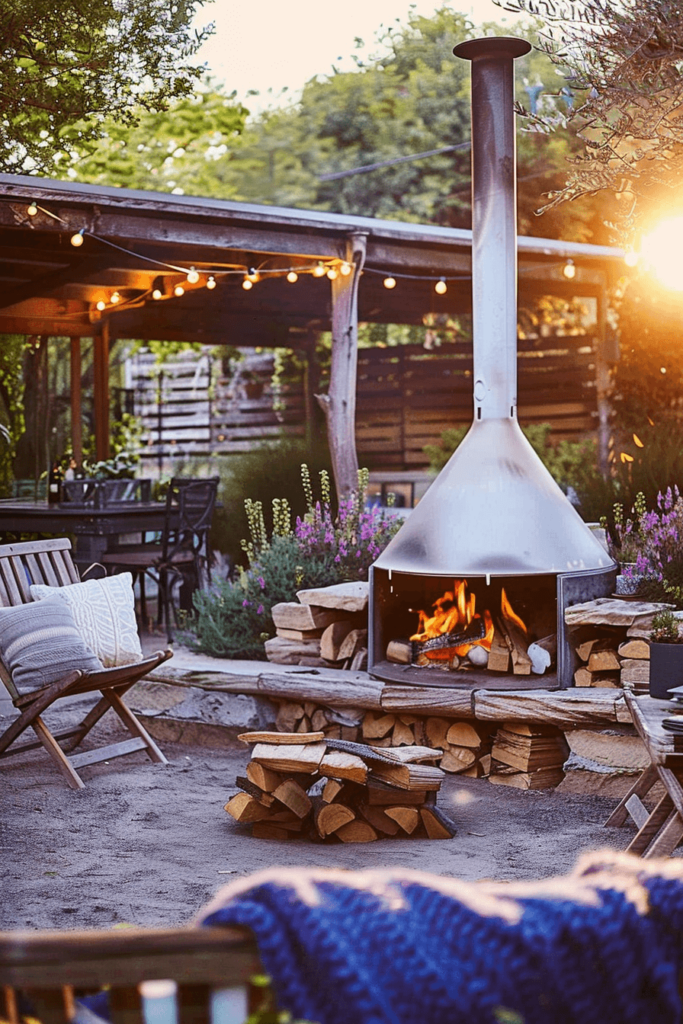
top-left (96, 300), bottom-right (106, 311)
top-left (562, 259), bottom-right (576, 280)
top-left (152, 288), bottom-right (163, 300)
top-left (340, 261), bottom-right (352, 276)
top-left (246, 268), bottom-right (259, 283)
top-left (383, 276), bottom-right (396, 289)
top-left (110, 291), bottom-right (121, 304)
top-left (286, 271), bottom-right (298, 283)
top-left (327, 267), bottom-right (338, 280)
top-left (206, 276), bottom-right (216, 290)
top-left (624, 251), bottom-right (639, 268)
top-left (435, 278), bottom-right (447, 295)
top-left (242, 278), bottom-right (253, 290)
top-left (186, 268), bottom-right (200, 284)
top-left (313, 262), bottom-right (326, 278)
top-left (27, 203), bottom-right (38, 216)
top-left (174, 284), bottom-right (185, 297)
top-left (70, 229), bottom-right (85, 247)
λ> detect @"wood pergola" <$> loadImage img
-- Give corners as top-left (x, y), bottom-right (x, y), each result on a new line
top-left (0, 173), bottom-right (627, 495)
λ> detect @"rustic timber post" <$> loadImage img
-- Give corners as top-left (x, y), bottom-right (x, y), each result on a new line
top-left (69, 337), bottom-right (83, 467)
top-left (93, 321), bottom-right (110, 461)
top-left (317, 232), bottom-right (367, 500)
top-left (595, 285), bottom-right (617, 478)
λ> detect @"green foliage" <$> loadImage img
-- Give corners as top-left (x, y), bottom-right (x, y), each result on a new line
top-left (0, 0), bottom-right (213, 175)
top-left (0, 334), bottom-right (27, 496)
top-left (650, 611), bottom-right (683, 644)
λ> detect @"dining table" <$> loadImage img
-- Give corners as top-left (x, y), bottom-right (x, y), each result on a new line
top-left (0, 499), bottom-right (170, 574)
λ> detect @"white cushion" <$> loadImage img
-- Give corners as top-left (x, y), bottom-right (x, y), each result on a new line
top-left (30, 573), bottom-right (142, 668)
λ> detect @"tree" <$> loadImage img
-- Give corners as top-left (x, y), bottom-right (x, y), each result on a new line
top-left (497, 0), bottom-right (683, 237)
top-left (0, 0), bottom-right (213, 175)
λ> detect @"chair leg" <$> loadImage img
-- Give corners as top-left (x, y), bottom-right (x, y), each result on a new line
top-left (30, 717), bottom-right (85, 790)
top-left (102, 690), bottom-right (168, 764)
top-left (60, 681), bottom-right (137, 752)
top-left (0, 673), bottom-right (82, 756)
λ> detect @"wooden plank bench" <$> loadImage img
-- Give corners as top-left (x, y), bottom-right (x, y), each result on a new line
top-left (0, 925), bottom-right (261, 1024)
top-left (604, 690), bottom-right (683, 857)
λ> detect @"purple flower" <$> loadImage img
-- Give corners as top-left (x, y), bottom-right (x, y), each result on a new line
top-left (242, 599), bottom-right (250, 608)
top-left (257, 576), bottom-right (265, 590)
top-left (257, 604), bottom-right (264, 615)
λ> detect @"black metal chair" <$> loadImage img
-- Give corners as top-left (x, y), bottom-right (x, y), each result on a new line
top-left (101, 477), bottom-right (219, 640)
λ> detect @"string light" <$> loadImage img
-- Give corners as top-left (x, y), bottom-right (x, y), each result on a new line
top-left (383, 276), bottom-right (396, 290)
top-left (110, 291), bottom-right (121, 304)
top-left (206, 276), bottom-right (216, 290)
top-left (242, 278), bottom-right (253, 290)
top-left (174, 284), bottom-right (185, 297)
top-left (152, 288), bottom-right (163, 300)
top-left (624, 251), bottom-right (639, 268)
top-left (70, 229), bottom-right (85, 247)
top-left (27, 203), bottom-right (38, 216)
top-left (435, 278), bottom-right (447, 295)
top-left (562, 259), bottom-right (576, 280)
top-left (96, 300), bottom-right (106, 311)
top-left (186, 267), bottom-right (200, 284)
top-left (286, 271), bottom-right (298, 283)
top-left (246, 268), bottom-right (259, 283)
top-left (313, 262), bottom-right (326, 278)
top-left (327, 267), bottom-right (338, 281)
top-left (340, 261), bottom-right (352, 276)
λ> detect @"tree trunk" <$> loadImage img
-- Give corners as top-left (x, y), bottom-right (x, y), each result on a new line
top-left (317, 232), bottom-right (367, 501)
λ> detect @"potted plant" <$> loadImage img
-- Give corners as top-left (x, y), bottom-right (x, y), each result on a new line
top-left (649, 611), bottom-right (683, 699)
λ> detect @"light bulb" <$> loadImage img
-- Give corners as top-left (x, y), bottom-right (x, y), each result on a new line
top-left (27, 203), bottom-right (38, 216)
top-left (624, 251), bottom-right (639, 268)
top-left (287, 271), bottom-right (298, 283)
top-left (383, 276), bottom-right (396, 290)
top-left (206, 276), bottom-right (216, 290)
top-left (110, 291), bottom-right (121, 304)
top-left (174, 284), bottom-right (185, 297)
top-left (340, 261), bottom-right (352, 276)
top-left (70, 229), bottom-right (85, 247)
top-left (562, 259), bottom-right (576, 280)
top-left (96, 300), bottom-right (106, 311)
top-left (327, 267), bottom-right (338, 280)
top-left (152, 288), bottom-right (163, 300)
top-left (242, 278), bottom-right (253, 290)
top-left (186, 268), bottom-right (200, 284)
top-left (246, 268), bottom-right (259, 283)
top-left (313, 263), bottom-right (326, 278)
top-left (435, 278), bottom-right (447, 295)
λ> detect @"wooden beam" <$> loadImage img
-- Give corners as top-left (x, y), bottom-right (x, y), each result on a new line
top-left (317, 233), bottom-right (367, 499)
top-left (69, 337), bottom-right (82, 467)
top-left (93, 322), bottom-right (110, 461)
top-left (0, 256), bottom-right (114, 311)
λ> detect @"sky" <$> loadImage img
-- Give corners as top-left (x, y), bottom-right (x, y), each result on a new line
top-left (194, 0), bottom-right (510, 112)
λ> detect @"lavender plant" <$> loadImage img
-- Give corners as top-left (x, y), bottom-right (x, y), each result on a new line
top-left (626, 487), bottom-right (683, 607)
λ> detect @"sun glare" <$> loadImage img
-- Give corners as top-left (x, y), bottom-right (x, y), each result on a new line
top-left (641, 216), bottom-right (683, 290)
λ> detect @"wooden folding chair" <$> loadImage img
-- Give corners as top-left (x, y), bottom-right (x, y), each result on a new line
top-left (0, 538), bottom-right (173, 790)
top-left (0, 925), bottom-right (262, 1024)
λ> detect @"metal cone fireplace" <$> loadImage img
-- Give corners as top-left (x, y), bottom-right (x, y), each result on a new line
top-left (368, 36), bottom-right (617, 689)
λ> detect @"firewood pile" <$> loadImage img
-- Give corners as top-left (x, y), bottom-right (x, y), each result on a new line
top-left (265, 582), bottom-right (368, 670)
top-left (224, 731), bottom-right (456, 843)
top-left (489, 723), bottom-right (569, 789)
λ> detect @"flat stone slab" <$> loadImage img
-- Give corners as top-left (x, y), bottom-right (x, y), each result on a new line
top-left (297, 581), bottom-right (369, 613)
top-left (565, 598), bottom-right (673, 628)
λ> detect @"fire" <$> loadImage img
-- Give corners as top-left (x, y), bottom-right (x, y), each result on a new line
top-left (500, 587), bottom-right (527, 635)
top-left (410, 579), bottom-right (495, 660)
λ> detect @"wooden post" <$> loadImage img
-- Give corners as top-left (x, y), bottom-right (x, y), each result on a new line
top-left (69, 337), bottom-right (83, 467)
top-left (595, 286), bottom-right (616, 478)
top-left (93, 322), bottom-right (110, 461)
top-left (317, 233), bottom-right (367, 500)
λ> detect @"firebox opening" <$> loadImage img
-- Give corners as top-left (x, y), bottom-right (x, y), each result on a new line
top-left (369, 568), bottom-right (560, 690)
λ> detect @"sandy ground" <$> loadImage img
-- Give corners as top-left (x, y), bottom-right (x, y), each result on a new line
top-left (0, 698), bottom-right (636, 932)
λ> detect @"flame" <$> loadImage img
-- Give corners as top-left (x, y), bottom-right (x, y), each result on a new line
top-left (410, 580), bottom-right (495, 659)
top-left (500, 587), bottom-right (527, 634)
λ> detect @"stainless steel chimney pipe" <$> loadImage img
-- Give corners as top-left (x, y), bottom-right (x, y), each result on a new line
top-left (454, 37), bottom-right (530, 422)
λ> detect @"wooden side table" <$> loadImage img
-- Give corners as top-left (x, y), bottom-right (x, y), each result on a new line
top-left (605, 690), bottom-right (683, 857)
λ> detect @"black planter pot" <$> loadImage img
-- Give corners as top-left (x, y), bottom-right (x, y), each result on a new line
top-left (649, 642), bottom-right (683, 699)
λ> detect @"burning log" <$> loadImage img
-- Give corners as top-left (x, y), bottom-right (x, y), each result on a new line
top-left (413, 619), bottom-right (486, 656)
top-left (496, 605), bottom-right (531, 675)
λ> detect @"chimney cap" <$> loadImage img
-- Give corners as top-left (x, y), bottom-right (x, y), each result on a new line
top-left (453, 36), bottom-right (531, 61)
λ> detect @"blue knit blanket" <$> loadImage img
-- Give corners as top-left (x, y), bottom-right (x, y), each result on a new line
top-left (198, 852), bottom-right (683, 1024)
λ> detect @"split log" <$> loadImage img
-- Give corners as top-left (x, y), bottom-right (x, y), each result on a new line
top-left (311, 709), bottom-right (328, 732)
top-left (251, 823), bottom-right (291, 841)
top-left (528, 634), bottom-right (557, 675)
top-left (420, 806), bottom-right (457, 839)
top-left (362, 713), bottom-right (396, 739)
top-left (276, 627), bottom-right (325, 641)
top-left (412, 619), bottom-right (486, 657)
top-left (296, 716), bottom-right (312, 733)
top-left (386, 639), bottom-right (412, 664)
top-left (264, 811), bottom-right (305, 831)
top-left (620, 659), bottom-right (649, 685)
top-left (574, 667), bottom-right (620, 688)
top-left (587, 640), bottom-right (621, 673)
top-left (264, 637), bottom-right (323, 664)
top-left (440, 748), bottom-right (477, 773)
top-left (479, 754), bottom-right (492, 776)
top-left (322, 779), bottom-right (345, 803)
top-left (251, 742), bottom-right (326, 774)
top-left (271, 602), bottom-right (344, 631)
top-left (246, 762), bottom-right (283, 793)
top-left (446, 721), bottom-right (486, 748)
top-left (340, 725), bottom-right (360, 742)
top-left (618, 639), bottom-right (650, 660)
top-left (487, 627), bottom-right (511, 673)
top-left (358, 804), bottom-right (401, 836)
top-left (385, 806), bottom-right (420, 835)
top-left (323, 724), bottom-right (342, 739)
top-left (275, 702), bottom-right (304, 732)
top-left (391, 720), bottom-right (415, 746)
top-left (497, 614), bottom-right (531, 675)
top-left (366, 784), bottom-right (428, 806)
top-left (224, 793), bottom-right (272, 824)
top-left (425, 717), bottom-right (450, 749)
top-left (319, 751), bottom-right (368, 784)
top-left (350, 648), bottom-right (368, 671)
top-left (489, 766), bottom-right (564, 790)
top-left (370, 762), bottom-right (444, 791)
top-left (235, 776), bottom-right (275, 807)
top-left (321, 620), bottom-right (355, 661)
top-left (338, 628), bottom-right (368, 662)
top-left (272, 779), bottom-right (313, 819)
top-left (315, 802), bottom-right (356, 838)
top-left (335, 820), bottom-right (378, 843)
top-left (238, 730), bottom-right (325, 745)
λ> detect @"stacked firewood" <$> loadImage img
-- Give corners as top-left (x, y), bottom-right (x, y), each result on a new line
top-left (225, 731), bottom-right (455, 842)
top-left (489, 723), bottom-right (569, 789)
top-left (362, 712), bottom-right (494, 777)
top-left (573, 637), bottom-right (622, 688)
top-left (265, 582), bottom-right (368, 670)
top-left (274, 699), bottom-right (361, 742)
top-left (386, 631), bottom-right (557, 676)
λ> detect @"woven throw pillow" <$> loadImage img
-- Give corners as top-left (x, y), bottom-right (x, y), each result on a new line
top-left (0, 597), bottom-right (103, 694)
top-left (30, 573), bottom-right (143, 668)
